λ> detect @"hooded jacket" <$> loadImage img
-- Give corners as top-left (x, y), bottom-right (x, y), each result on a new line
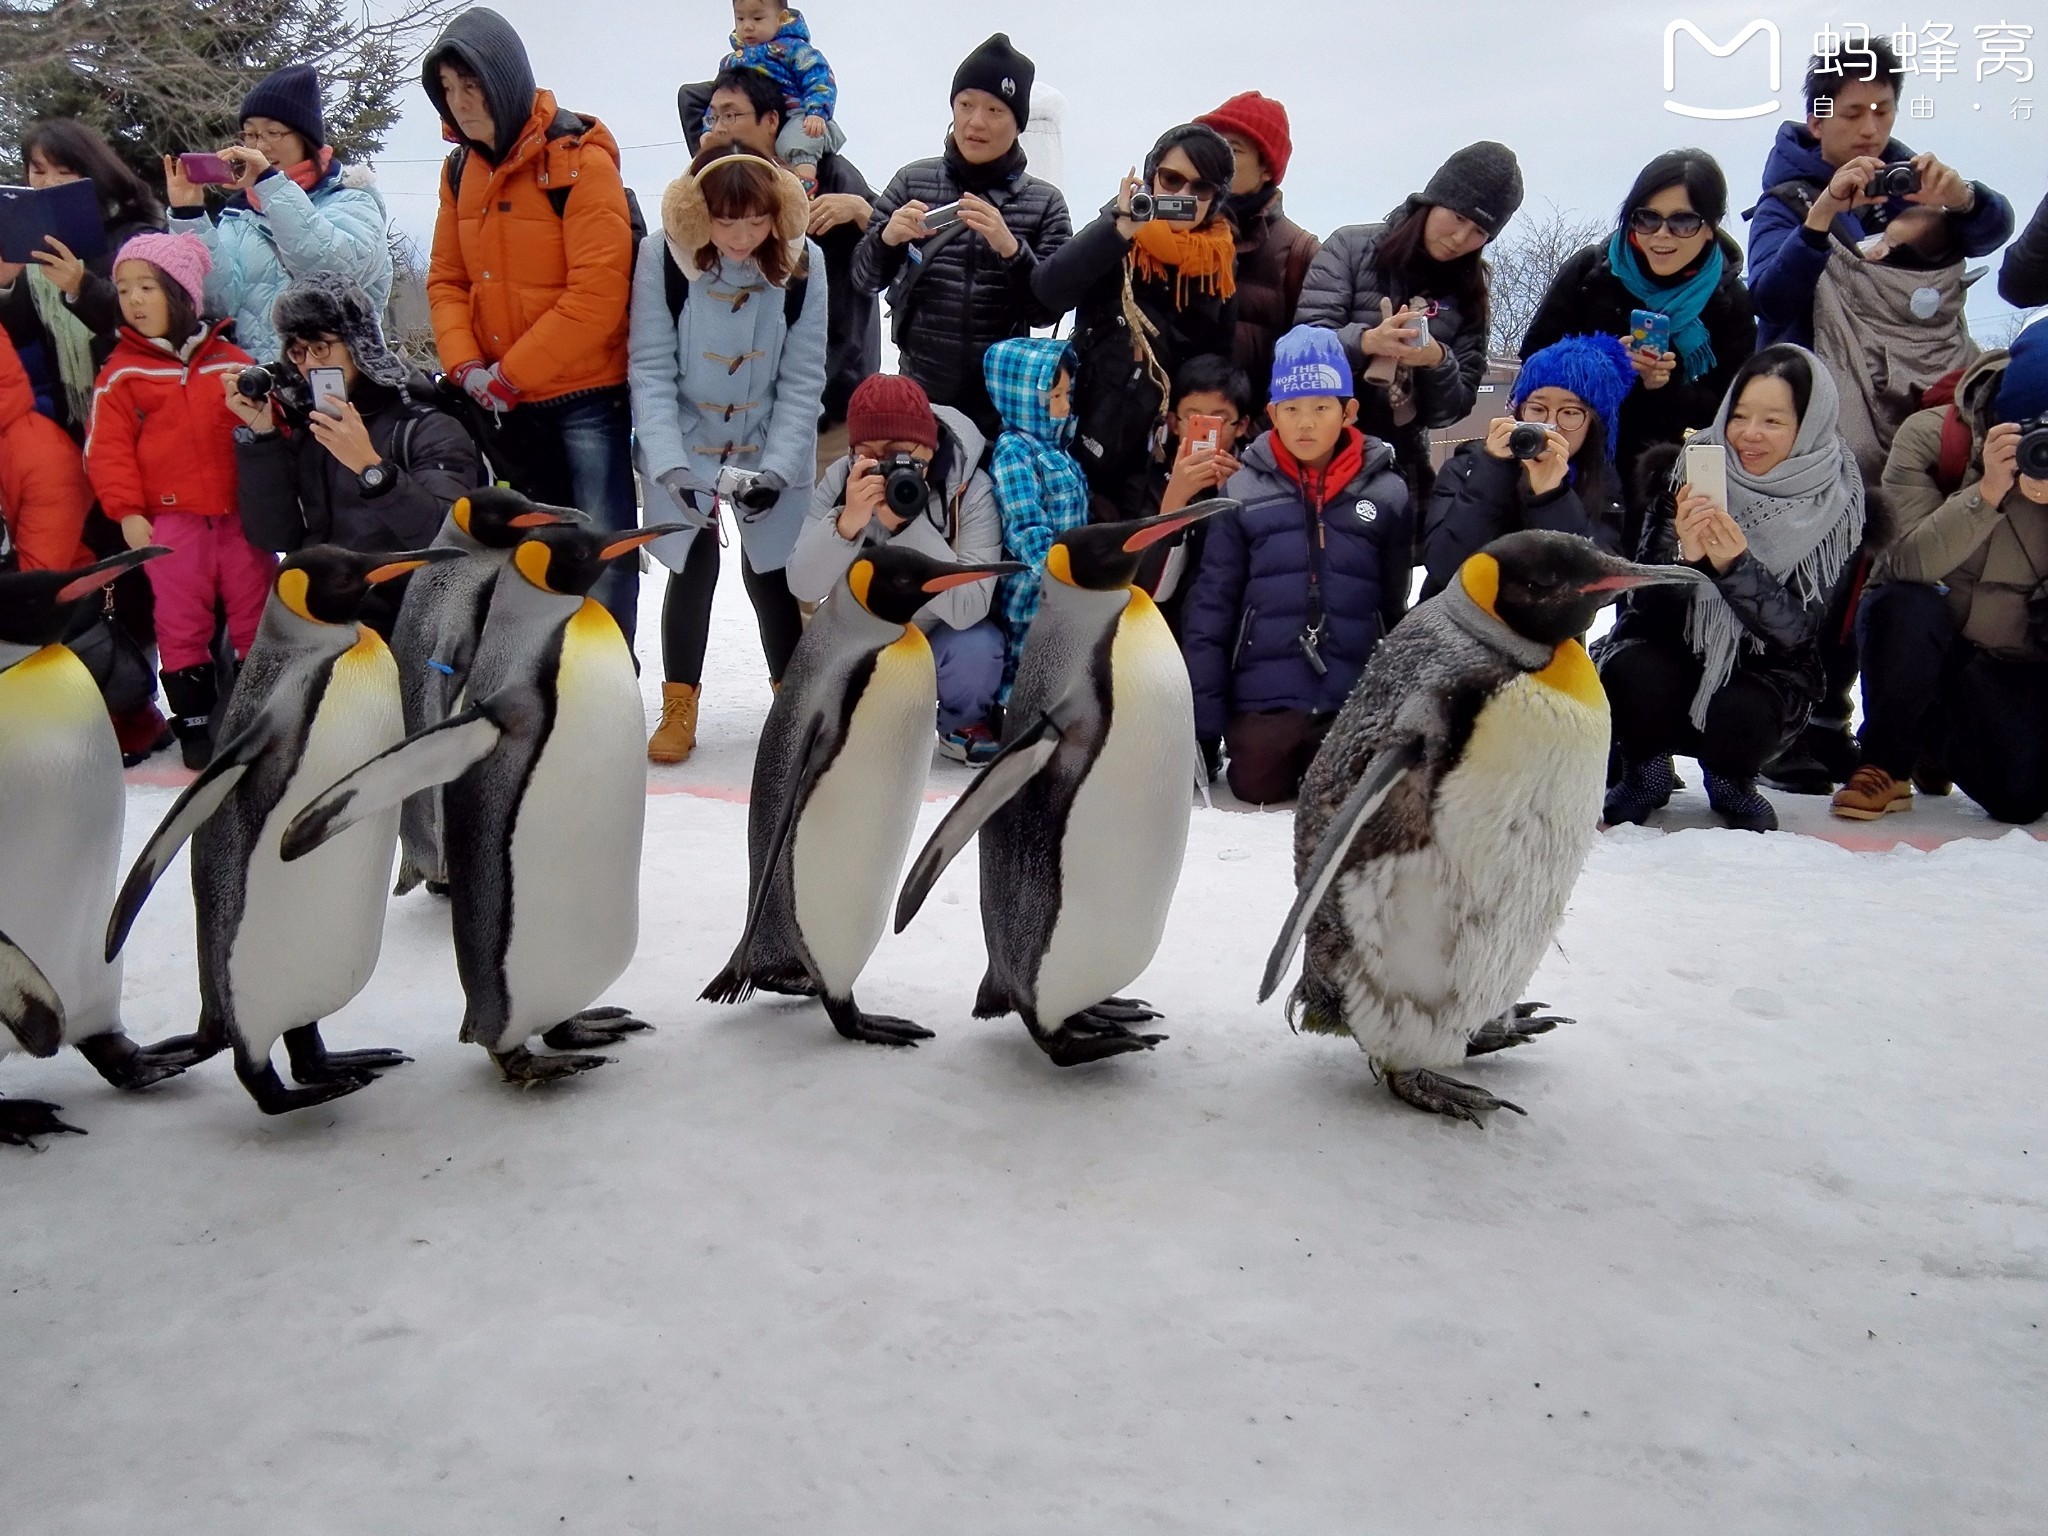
top-left (0, 328), bottom-right (93, 571)
top-left (786, 405), bottom-right (1002, 631)
top-left (2001, 191), bottom-right (2048, 309)
top-left (717, 10), bottom-right (836, 118)
top-left (1224, 187), bottom-right (1320, 411)
top-left (985, 336), bottom-right (1090, 681)
top-left (423, 7), bottom-right (635, 402)
top-left (1745, 122), bottom-right (2014, 349)
top-left (172, 160), bottom-right (392, 364)
top-left (1877, 349), bottom-right (2048, 657)
top-left (1182, 427), bottom-right (1412, 738)
top-left (84, 322), bottom-right (253, 523)
top-left (627, 156), bottom-right (828, 574)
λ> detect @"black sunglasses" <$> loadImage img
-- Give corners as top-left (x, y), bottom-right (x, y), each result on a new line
top-left (1154, 166), bottom-right (1221, 199)
top-left (1629, 208), bottom-right (1709, 238)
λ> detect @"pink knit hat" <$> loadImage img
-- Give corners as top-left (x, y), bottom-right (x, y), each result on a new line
top-left (114, 232), bottom-right (212, 310)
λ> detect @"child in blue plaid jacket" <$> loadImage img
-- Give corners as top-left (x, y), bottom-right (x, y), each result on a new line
top-left (984, 336), bottom-right (1090, 703)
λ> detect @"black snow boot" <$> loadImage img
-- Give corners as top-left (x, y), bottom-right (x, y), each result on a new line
top-left (1705, 770), bottom-right (1779, 833)
top-left (160, 664), bottom-right (217, 771)
top-left (1603, 755), bottom-right (1675, 826)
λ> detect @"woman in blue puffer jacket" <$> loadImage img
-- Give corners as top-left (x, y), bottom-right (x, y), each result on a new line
top-left (163, 65), bottom-right (392, 362)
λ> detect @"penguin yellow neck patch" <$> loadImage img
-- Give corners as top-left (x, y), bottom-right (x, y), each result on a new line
top-left (1045, 544), bottom-right (1075, 587)
top-left (1532, 637), bottom-right (1606, 709)
top-left (513, 541), bottom-right (554, 592)
top-left (847, 558), bottom-right (874, 612)
top-left (451, 496), bottom-right (474, 537)
top-left (1459, 553), bottom-right (1502, 618)
top-left (277, 567), bottom-right (316, 623)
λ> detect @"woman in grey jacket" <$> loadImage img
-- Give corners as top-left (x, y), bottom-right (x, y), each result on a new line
top-left (630, 147), bottom-right (829, 764)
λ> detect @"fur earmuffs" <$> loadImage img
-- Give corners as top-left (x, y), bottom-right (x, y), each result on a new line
top-left (661, 151), bottom-right (809, 279)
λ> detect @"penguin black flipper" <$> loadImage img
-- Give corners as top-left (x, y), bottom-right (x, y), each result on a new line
top-left (103, 723), bottom-right (270, 963)
top-left (893, 713), bottom-right (1064, 934)
top-left (0, 929), bottom-right (63, 1059)
top-left (280, 700), bottom-right (512, 862)
top-left (1259, 735), bottom-right (1428, 1005)
top-left (702, 710), bottom-right (829, 1004)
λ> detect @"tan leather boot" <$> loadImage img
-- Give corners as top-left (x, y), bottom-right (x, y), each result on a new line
top-left (648, 682), bottom-right (700, 764)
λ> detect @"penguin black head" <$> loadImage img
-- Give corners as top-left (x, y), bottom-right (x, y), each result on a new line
top-left (509, 523), bottom-right (692, 597)
top-left (274, 545), bottom-right (467, 627)
top-left (847, 546), bottom-right (1023, 626)
top-left (0, 547), bottom-right (169, 648)
top-left (450, 488), bottom-right (588, 549)
top-left (1458, 530), bottom-right (1697, 648)
top-left (1045, 500), bottom-right (1242, 592)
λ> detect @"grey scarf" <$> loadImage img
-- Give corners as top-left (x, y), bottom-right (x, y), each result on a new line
top-left (1678, 346), bottom-right (1865, 728)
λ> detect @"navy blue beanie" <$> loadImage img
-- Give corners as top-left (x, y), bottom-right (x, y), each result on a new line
top-left (1996, 320), bottom-right (2048, 425)
top-left (1512, 332), bottom-right (1638, 459)
top-left (240, 64), bottom-right (326, 153)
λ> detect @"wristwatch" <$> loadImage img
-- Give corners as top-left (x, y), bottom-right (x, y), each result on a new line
top-left (358, 459), bottom-right (395, 497)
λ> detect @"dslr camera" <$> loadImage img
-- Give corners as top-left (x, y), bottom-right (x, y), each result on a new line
top-left (2017, 415), bottom-right (2048, 482)
top-left (1128, 190), bottom-right (1201, 223)
top-left (236, 364), bottom-right (309, 426)
top-left (1508, 422), bottom-right (1554, 461)
top-left (874, 453), bottom-right (929, 518)
top-left (1867, 163), bottom-right (1921, 199)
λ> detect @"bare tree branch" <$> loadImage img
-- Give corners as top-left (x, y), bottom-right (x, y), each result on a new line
top-left (1487, 200), bottom-right (1608, 356)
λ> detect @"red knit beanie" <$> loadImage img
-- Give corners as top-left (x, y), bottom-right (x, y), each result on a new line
top-left (846, 374), bottom-right (939, 450)
top-left (1196, 92), bottom-right (1293, 187)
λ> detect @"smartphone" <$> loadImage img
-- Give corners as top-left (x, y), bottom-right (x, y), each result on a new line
top-left (1184, 413), bottom-right (1224, 455)
top-left (1630, 309), bottom-right (1672, 355)
top-left (921, 201), bottom-right (962, 232)
top-left (307, 366), bottom-right (347, 419)
top-left (1682, 440), bottom-right (1729, 510)
top-left (178, 152), bottom-right (239, 186)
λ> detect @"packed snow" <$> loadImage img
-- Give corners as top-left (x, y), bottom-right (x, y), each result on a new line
top-left (6, 557), bottom-right (2045, 1532)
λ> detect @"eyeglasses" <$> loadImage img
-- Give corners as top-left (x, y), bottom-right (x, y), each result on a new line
top-left (239, 127), bottom-right (298, 148)
top-left (285, 336), bottom-right (345, 366)
top-left (1521, 403), bottom-right (1589, 430)
top-left (706, 108), bottom-right (758, 128)
top-left (1154, 167), bottom-right (1221, 199)
top-left (1628, 208), bottom-right (1708, 238)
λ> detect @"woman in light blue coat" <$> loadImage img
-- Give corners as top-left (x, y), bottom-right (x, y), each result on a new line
top-left (630, 145), bottom-right (828, 763)
top-left (162, 65), bottom-right (392, 362)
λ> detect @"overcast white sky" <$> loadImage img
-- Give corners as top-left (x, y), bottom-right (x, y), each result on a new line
top-left (368, 0), bottom-right (2045, 332)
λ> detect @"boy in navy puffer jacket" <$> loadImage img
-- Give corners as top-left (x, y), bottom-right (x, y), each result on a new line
top-left (1181, 325), bottom-right (1411, 804)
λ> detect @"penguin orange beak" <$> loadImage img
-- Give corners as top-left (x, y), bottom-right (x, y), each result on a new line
top-left (600, 524), bottom-right (690, 561)
top-left (921, 560), bottom-right (1023, 594)
top-left (1121, 498), bottom-right (1241, 553)
top-left (55, 546), bottom-right (170, 604)
top-left (366, 548), bottom-right (467, 584)
top-left (1578, 562), bottom-right (1701, 594)
top-left (509, 504), bottom-right (588, 529)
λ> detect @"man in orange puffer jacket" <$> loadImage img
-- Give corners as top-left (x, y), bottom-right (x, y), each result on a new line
top-left (422, 6), bottom-right (640, 638)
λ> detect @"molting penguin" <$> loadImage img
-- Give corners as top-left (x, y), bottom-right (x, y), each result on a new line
top-left (703, 546), bottom-right (1020, 1044)
top-left (1260, 530), bottom-right (1702, 1121)
top-left (390, 489), bottom-right (585, 896)
top-left (896, 502), bottom-right (1239, 1066)
top-left (107, 545), bottom-right (462, 1114)
top-left (282, 522), bottom-right (687, 1082)
top-left (0, 548), bottom-right (212, 1146)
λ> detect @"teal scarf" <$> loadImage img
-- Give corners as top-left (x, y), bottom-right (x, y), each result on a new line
top-left (1606, 228), bottom-right (1723, 385)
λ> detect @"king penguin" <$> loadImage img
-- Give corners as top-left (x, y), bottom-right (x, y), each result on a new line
top-left (0, 548), bottom-right (215, 1146)
top-left (106, 545), bottom-right (462, 1114)
top-left (281, 522), bottom-right (687, 1083)
top-left (702, 545), bottom-right (1020, 1044)
top-left (895, 502), bottom-right (1239, 1066)
top-left (390, 488), bottom-right (584, 896)
top-left (1259, 530), bottom-right (1702, 1121)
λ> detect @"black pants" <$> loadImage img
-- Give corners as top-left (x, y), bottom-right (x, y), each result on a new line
top-left (660, 533), bottom-right (804, 687)
top-left (1600, 640), bottom-right (1790, 781)
top-left (1858, 581), bottom-right (2048, 823)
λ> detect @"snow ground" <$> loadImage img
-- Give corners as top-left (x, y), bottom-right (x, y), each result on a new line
top-left (7, 556), bottom-right (2047, 1533)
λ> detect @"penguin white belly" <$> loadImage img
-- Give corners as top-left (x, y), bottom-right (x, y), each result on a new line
top-left (226, 634), bottom-right (404, 1059)
top-left (0, 648), bottom-right (125, 1046)
top-left (502, 602), bottom-right (646, 1038)
top-left (1034, 594), bottom-right (1194, 1027)
top-left (1335, 662), bottom-right (1608, 1071)
top-left (793, 630), bottom-right (936, 996)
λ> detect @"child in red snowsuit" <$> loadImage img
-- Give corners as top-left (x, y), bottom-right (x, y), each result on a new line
top-left (85, 232), bottom-right (274, 768)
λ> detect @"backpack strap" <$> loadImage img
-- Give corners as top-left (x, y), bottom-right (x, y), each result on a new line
top-left (1935, 404), bottom-right (1974, 496)
top-left (660, 241), bottom-right (811, 328)
top-left (1282, 227), bottom-right (1319, 312)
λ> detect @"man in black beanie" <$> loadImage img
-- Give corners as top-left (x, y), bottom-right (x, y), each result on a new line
top-left (851, 33), bottom-right (1071, 440)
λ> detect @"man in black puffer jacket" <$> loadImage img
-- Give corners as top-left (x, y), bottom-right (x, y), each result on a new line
top-left (850, 33), bottom-right (1070, 441)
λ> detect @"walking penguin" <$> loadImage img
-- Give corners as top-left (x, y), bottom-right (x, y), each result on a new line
top-left (702, 545), bottom-right (1020, 1044)
top-left (1260, 530), bottom-right (1702, 1121)
top-left (895, 503), bottom-right (1239, 1066)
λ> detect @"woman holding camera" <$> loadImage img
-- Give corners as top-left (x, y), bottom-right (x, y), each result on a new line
top-left (1521, 150), bottom-right (1757, 556)
top-left (1028, 123), bottom-right (1240, 509)
top-left (1421, 333), bottom-right (1637, 599)
top-left (1598, 344), bottom-right (1865, 832)
top-left (630, 145), bottom-right (828, 765)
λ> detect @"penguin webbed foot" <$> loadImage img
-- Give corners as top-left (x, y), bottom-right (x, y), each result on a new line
top-left (494, 1044), bottom-right (612, 1083)
top-left (237, 1057), bottom-right (377, 1115)
top-left (1466, 1001), bottom-right (1570, 1058)
top-left (75, 1028), bottom-right (218, 1090)
top-left (541, 1007), bottom-right (653, 1050)
top-left (1385, 1067), bottom-right (1526, 1123)
top-left (821, 995), bottom-right (933, 1047)
top-left (1080, 996), bottom-right (1163, 1026)
top-left (283, 1024), bottom-right (411, 1084)
top-left (0, 1095), bottom-right (86, 1146)
top-left (1038, 1015), bottom-right (1166, 1067)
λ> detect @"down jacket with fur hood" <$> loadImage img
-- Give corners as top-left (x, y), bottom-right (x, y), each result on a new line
top-left (628, 152), bottom-right (828, 574)
top-left (0, 327), bottom-right (92, 570)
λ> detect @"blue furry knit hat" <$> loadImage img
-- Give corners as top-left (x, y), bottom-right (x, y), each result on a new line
top-left (1511, 332), bottom-right (1638, 459)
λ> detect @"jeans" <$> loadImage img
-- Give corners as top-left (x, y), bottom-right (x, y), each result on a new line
top-left (504, 386), bottom-right (638, 643)
top-left (928, 619), bottom-right (1004, 732)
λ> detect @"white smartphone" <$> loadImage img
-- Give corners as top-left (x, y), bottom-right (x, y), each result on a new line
top-left (307, 366), bottom-right (347, 419)
top-left (1683, 440), bottom-right (1729, 509)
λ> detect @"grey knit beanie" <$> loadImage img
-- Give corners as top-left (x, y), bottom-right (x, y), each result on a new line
top-left (1419, 141), bottom-right (1525, 238)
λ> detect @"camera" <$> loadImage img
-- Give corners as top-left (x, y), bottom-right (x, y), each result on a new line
top-left (236, 365), bottom-right (274, 402)
top-left (876, 453), bottom-right (928, 517)
top-left (1868, 163), bottom-right (1921, 199)
top-left (1128, 191), bottom-right (1201, 223)
top-left (2017, 414), bottom-right (2048, 482)
top-left (1508, 422), bottom-right (1553, 461)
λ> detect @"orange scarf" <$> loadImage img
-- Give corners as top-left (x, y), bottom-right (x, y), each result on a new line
top-left (1129, 218), bottom-right (1237, 306)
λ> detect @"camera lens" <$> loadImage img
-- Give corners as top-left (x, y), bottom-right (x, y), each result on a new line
top-left (1127, 191), bottom-right (1155, 222)
top-left (881, 456), bottom-right (927, 516)
top-left (236, 365), bottom-right (273, 401)
top-left (1508, 423), bottom-right (1551, 461)
top-left (1872, 164), bottom-right (1921, 198)
top-left (2017, 418), bottom-right (2048, 482)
